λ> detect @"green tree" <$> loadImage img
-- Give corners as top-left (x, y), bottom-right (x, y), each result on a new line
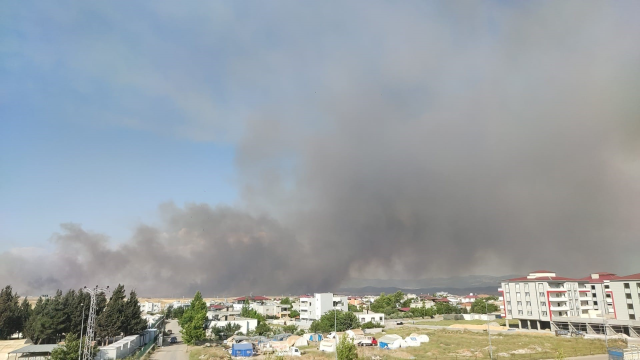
top-left (280, 297), bottom-right (292, 305)
top-left (336, 332), bottom-right (358, 360)
top-left (19, 297), bottom-right (32, 337)
top-left (254, 322), bottom-right (272, 336)
top-left (240, 301), bottom-right (266, 324)
top-left (179, 291), bottom-right (207, 345)
top-left (97, 284), bottom-right (127, 345)
top-left (122, 290), bottom-right (147, 335)
top-left (289, 310), bottom-right (300, 319)
top-left (309, 310), bottom-right (360, 333)
top-left (172, 306), bottom-right (185, 320)
top-left (212, 323), bottom-right (241, 339)
top-left (51, 332), bottom-right (80, 360)
top-left (470, 299), bottom-right (498, 314)
top-left (281, 324), bottom-right (298, 334)
top-left (0, 286), bottom-right (21, 339)
top-left (347, 304), bottom-right (358, 312)
top-left (360, 321), bottom-right (383, 330)
top-left (370, 291), bottom-right (407, 316)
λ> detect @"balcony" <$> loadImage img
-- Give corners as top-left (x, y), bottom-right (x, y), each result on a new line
top-left (498, 288), bottom-right (503, 292)
top-left (628, 299), bottom-right (633, 304)
top-left (550, 305), bottom-right (570, 311)
top-left (625, 288), bottom-right (631, 294)
top-left (580, 305), bottom-right (593, 310)
top-left (499, 297), bottom-right (504, 301)
top-left (630, 309), bottom-right (635, 315)
top-left (550, 296), bottom-right (568, 301)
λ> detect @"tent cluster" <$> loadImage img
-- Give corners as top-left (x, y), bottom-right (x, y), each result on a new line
top-left (378, 333), bottom-right (429, 350)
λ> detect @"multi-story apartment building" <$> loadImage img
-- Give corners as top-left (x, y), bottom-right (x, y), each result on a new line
top-left (299, 293), bottom-right (348, 321)
top-left (500, 271), bottom-right (640, 337)
top-left (139, 301), bottom-right (162, 313)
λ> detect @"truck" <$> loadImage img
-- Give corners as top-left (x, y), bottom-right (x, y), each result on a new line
top-left (277, 347), bottom-right (303, 357)
top-left (357, 337), bottom-right (378, 347)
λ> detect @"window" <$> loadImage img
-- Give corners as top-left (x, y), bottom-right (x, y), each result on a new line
top-left (379, 317), bottom-right (383, 321)
top-left (538, 284), bottom-right (544, 291)
top-left (517, 301), bottom-right (522, 307)
top-left (526, 301), bottom-right (531, 307)
top-left (518, 310), bottom-right (523, 315)
top-left (605, 284), bottom-right (610, 289)
top-left (631, 315), bottom-right (636, 320)
top-left (594, 301), bottom-right (598, 305)
top-left (542, 311), bottom-right (548, 316)
top-left (627, 294), bottom-right (632, 299)
top-left (624, 283), bottom-right (630, 289)
top-left (516, 293), bottom-right (521, 300)
top-left (525, 292), bottom-right (530, 297)
top-left (539, 292), bottom-right (545, 298)
top-left (527, 310), bottom-right (532, 316)
top-left (505, 284), bottom-right (509, 291)
top-left (525, 284), bottom-right (530, 291)
top-left (540, 302), bottom-right (546, 307)
top-left (628, 304), bottom-right (633, 310)
top-left (515, 284), bottom-right (520, 291)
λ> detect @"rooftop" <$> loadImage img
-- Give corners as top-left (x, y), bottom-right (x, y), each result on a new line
top-left (10, 345), bottom-right (60, 354)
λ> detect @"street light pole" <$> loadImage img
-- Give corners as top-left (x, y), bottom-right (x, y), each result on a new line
top-left (486, 302), bottom-right (493, 360)
top-left (334, 304), bottom-right (338, 360)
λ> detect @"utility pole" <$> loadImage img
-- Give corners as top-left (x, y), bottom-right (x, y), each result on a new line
top-left (81, 286), bottom-right (109, 360)
top-left (334, 304), bottom-right (338, 360)
top-left (486, 301), bottom-right (493, 360)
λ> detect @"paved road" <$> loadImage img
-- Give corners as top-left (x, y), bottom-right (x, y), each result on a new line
top-left (150, 320), bottom-right (188, 360)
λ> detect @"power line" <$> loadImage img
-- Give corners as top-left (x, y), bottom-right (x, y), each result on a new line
top-left (81, 286), bottom-right (109, 360)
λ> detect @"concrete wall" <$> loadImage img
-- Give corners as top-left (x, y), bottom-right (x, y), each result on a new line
top-left (207, 318), bottom-right (258, 335)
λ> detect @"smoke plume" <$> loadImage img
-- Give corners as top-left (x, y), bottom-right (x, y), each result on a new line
top-left (2, 1), bottom-right (640, 295)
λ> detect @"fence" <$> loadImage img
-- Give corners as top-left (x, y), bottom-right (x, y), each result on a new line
top-left (133, 334), bottom-right (159, 360)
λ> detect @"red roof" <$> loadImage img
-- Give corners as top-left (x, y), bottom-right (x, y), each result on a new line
top-left (234, 296), bottom-right (270, 301)
top-left (617, 273), bottom-right (640, 280)
top-left (434, 298), bottom-right (450, 302)
top-left (299, 295), bottom-right (312, 298)
top-left (210, 304), bottom-right (225, 309)
top-left (399, 307), bottom-right (411, 312)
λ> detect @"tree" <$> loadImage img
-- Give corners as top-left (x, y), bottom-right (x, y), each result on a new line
top-left (19, 297), bottom-right (32, 337)
top-left (281, 324), bottom-right (298, 334)
top-left (51, 332), bottom-right (81, 360)
top-left (280, 297), bottom-right (292, 305)
top-left (254, 322), bottom-right (272, 336)
top-left (370, 291), bottom-right (406, 316)
top-left (309, 310), bottom-right (360, 333)
top-left (360, 321), bottom-right (383, 330)
top-left (470, 299), bottom-right (498, 314)
top-left (97, 284), bottom-right (126, 345)
top-left (347, 304), bottom-right (358, 312)
top-left (180, 291), bottom-right (207, 345)
top-left (122, 290), bottom-right (147, 335)
top-left (336, 332), bottom-right (358, 360)
top-left (240, 300), bottom-right (266, 324)
top-left (172, 306), bottom-right (185, 320)
top-left (212, 323), bottom-right (241, 339)
top-left (289, 310), bottom-right (300, 319)
top-left (0, 285), bottom-right (21, 339)
top-left (163, 305), bottom-right (174, 319)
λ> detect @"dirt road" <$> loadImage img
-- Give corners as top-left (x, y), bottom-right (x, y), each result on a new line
top-left (150, 320), bottom-right (188, 360)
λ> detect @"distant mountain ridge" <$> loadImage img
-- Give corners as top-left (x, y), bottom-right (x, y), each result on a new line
top-left (338, 274), bottom-right (518, 295)
top-left (336, 285), bottom-right (500, 296)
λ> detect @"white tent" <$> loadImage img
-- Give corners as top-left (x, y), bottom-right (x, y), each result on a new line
top-left (286, 335), bottom-right (308, 348)
top-left (319, 339), bottom-right (336, 352)
top-left (404, 336), bottom-right (420, 347)
top-left (409, 333), bottom-right (430, 343)
top-left (345, 329), bottom-right (364, 339)
top-left (378, 334), bottom-right (405, 349)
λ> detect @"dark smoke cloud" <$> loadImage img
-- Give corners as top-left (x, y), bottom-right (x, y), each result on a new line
top-left (2, 1), bottom-right (640, 295)
top-left (0, 204), bottom-right (336, 296)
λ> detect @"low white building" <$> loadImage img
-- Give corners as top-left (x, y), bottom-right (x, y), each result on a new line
top-left (250, 302), bottom-right (291, 318)
top-left (354, 312), bottom-right (384, 325)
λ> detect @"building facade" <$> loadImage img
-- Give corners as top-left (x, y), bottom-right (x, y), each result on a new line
top-left (500, 271), bottom-right (640, 337)
top-left (299, 293), bottom-right (348, 321)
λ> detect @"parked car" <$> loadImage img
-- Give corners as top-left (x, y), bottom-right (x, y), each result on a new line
top-left (170, 337), bottom-right (178, 344)
top-left (396, 321), bottom-right (404, 325)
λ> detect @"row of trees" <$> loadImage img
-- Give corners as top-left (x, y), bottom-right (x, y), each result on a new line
top-left (309, 310), bottom-right (360, 333)
top-left (0, 284), bottom-right (148, 345)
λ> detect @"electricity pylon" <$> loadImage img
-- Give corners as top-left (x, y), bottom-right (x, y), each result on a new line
top-left (81, 286), bottom-right (108, 360)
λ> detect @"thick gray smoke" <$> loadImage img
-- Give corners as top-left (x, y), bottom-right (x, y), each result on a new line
top-left (2, 1), bottom-right (640, 295)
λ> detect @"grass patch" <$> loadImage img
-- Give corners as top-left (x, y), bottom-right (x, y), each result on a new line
top-left (413, 319), bottom-right (510, 327)
top-left (188, 345), bottom-right (230, 360)
top-left (366, 329), bottom-right (625, 359)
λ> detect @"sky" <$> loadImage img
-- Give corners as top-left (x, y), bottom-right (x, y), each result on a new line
top-left (1, 1), bottom-right (640, 296)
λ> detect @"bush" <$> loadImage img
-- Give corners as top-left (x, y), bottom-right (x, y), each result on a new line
top-left (360, 321), bottom-right (384, 329)
top-left (336, 332), bottom-right (358, 360)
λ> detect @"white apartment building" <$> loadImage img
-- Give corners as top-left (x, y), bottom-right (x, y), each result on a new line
top-left (139, 301), bottom-right (162, 313)
top-left (299, 293), bottom-right (348, 321)
top-left (501, 271), bottom-right (640, 337)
